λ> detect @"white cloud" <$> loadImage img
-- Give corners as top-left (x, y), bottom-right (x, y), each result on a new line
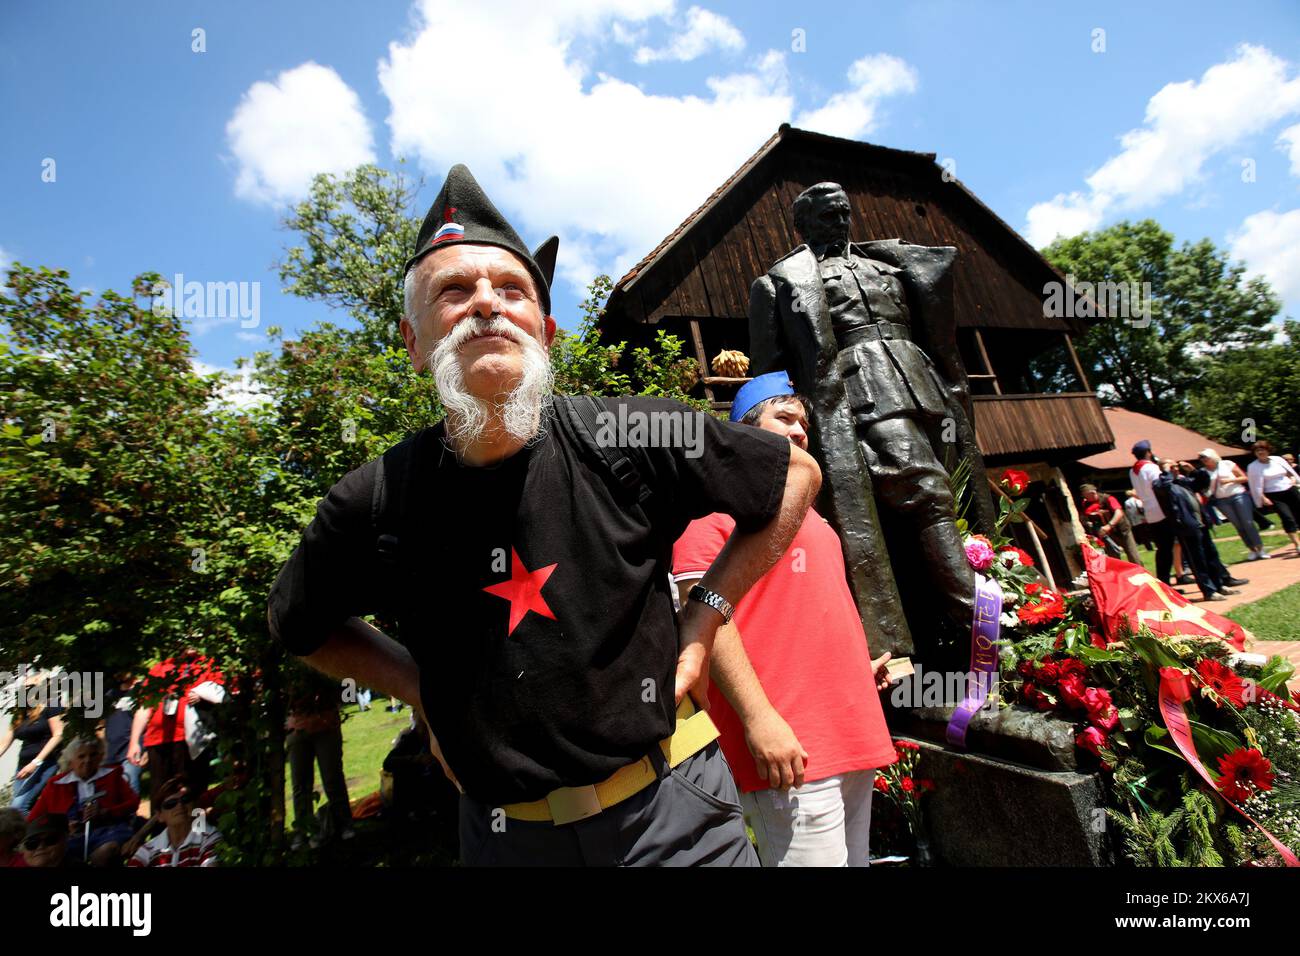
top-left (378, 0), bottom-right (917, 295)
top-left (794, 53), bottom-right (918, 140)
top-left (227, 62), bottom-right (376, 206)
top-left (192, 359), bottom-right (271, 410)
top-left (1026, 44), bottom-right (1300, 247)
top-left (633, 6), bottom-right (744, 64)
top-left (1278, 123), bottom-right (1300, 177)
top-left (1228, 207), bottom-right (1300, 313)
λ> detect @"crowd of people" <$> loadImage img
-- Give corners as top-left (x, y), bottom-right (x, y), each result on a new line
top-left (1078, 439), bottom-right (1300, 602)
top-left (1, 652), bottom-right (233, 867)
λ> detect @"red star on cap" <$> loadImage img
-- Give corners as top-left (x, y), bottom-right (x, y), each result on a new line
top-left (482, 548), bottom-right (558, 636)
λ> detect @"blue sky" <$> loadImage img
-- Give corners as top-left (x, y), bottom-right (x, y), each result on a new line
top-left (3, 0), bottom-right (1298, 382)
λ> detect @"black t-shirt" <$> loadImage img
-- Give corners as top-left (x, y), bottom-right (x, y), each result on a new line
top-left (268, 396), bottom-right (789, 804)
top-left (15, 706), bottom-right (63, 766)
top-left (103, 689), bottom-right (134, 765)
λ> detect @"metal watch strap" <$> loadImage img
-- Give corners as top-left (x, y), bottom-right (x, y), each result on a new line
top-left (687, 585), bottom-right (734, 623)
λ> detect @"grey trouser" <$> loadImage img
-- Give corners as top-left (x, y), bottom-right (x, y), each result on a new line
top-left (1217, 493), bottom-right (1264, 551)
top-left (458, 741), bottom-right (760, 866)
top-left (288, 726), bottom-right (352, 830)
top-left (1102, 523), bottom-right (1144, 565)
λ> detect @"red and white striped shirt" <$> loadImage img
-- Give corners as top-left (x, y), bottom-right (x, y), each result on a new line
top-left (128, 825), bottom-right (222, 867)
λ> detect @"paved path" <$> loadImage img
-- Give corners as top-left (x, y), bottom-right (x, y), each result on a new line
top-left (1204, 547), bottom-right (1300, 613)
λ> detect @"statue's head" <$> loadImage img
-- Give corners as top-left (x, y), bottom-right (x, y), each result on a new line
top-left (793, 182), bottom-right (851, 249)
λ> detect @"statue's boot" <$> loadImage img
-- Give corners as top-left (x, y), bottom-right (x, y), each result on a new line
top-left (917, 519), bottom-right (978, 631)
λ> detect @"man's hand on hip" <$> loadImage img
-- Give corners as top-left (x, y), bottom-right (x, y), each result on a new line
top-left (674, 600), bottom-right (720, 710)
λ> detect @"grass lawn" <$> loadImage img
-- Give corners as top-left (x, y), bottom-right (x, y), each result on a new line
top-left (1227, 582), bottom-right (1300, 643)
top-left (284, 700), bottom-right (411, 829)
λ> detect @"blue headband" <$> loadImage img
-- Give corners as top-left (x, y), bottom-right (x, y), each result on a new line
top-left (730, 371), bottom-right (797, 422)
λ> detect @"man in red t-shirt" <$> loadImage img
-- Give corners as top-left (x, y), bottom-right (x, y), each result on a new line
top-left (127, 652), bottom-right (224, 806)
top-left (673, 372), bottom-right (896, 867)
top-left (1080, 483), bottom-right (1142, 564)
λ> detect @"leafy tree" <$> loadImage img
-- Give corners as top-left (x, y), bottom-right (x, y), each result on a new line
top-left (1042, 220), bottom-right (1280, 420)
top-left (1180, 321), bottom-right (1300, 455)
top-left (278, 164), bottom-right (422, 354)
top-left (0, 265), bottom-right (217, 683)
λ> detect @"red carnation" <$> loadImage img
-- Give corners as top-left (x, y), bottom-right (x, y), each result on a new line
top-left (998, 545), bottom-right (1035, 568)
top-left (1000, 468), bottom-right (1031, 496)
top-left (1082, 686), bottom-right (1112, 716)
top-left (1196, 659), bottom-right (1246, 709)
top-left (1058, 675), bottom-right (1086, 709)
top-left (873, 774), bottom-right (889, 793)
top-left (1059, 658), bottom-right (1087, 678)
top-left (1215, 748), bottom-right (1274, 804)
top-left (901, 776), bottom-right (916, 793)
top-left (1090, 705), bottom-right (1120, 732)
top-left (1076, 726), bottom-right (1109, 759)
top-left (1022, 681), bottom-right (1053, 712)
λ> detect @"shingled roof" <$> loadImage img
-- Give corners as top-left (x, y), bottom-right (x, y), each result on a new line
top-left (604, 123), bottom-right (1082, 336)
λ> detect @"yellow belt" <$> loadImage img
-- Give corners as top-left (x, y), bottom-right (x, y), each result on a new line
top-left (502, 696), bottom-right (719, 826)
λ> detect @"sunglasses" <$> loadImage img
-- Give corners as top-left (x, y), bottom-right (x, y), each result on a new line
top-left (160, 795), bottom-right (193, 810)
top-left (22, 833), bottom-right (64, 851)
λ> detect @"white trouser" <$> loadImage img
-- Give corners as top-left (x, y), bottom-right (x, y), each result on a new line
top-left (739, 768), bottom-right (874, 867)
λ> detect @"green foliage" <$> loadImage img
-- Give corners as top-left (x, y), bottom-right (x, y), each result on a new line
top-left (1041, 219), bottom-right (1280, 420)
top-left (277, 163), bottom-right (423, 354)
top-left (1180, 320), bottom-right (1300, 455)
top-left (0, 265), bottom-right (218, 683)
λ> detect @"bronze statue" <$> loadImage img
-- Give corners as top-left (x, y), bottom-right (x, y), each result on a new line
top-left (748, 182), bottom-right (996, 663)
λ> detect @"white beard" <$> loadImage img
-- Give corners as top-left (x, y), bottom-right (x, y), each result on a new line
top-left (429, 315), bottom-right (554, 453)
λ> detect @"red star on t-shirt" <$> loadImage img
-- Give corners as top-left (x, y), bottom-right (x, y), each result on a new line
top-left (482, 547), bottom-right (558, 636)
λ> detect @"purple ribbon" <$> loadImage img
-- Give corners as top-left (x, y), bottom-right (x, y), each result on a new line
top-left (945, 572), bottom-right (1004, 748)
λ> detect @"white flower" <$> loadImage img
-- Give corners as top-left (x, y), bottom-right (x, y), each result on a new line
top-left (1000, 611), bottom-right (1020, 628)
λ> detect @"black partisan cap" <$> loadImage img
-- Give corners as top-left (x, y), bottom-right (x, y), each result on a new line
top-left (404, 163), bottom-right (558, 316)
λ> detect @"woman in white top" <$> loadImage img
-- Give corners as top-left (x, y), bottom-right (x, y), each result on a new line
top-left (1200, 449), bottom-right (1268, 559)
top-left (1247, 439), bottom-right (1300, 556)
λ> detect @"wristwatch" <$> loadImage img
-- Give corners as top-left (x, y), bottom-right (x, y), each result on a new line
top-left (687, 585), bottom-right (735, 624)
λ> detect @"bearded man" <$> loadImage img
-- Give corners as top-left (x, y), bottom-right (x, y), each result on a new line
top-left (267, 164), bottom-right (821, 866)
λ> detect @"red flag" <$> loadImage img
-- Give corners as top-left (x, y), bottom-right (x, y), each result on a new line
top-left (1082, 546), bottom-right (1247, 650)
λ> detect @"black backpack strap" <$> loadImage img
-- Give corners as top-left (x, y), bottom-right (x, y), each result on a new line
top-left (555, 395), bottom-right (655, 509)
top-left (371, 432), bottom-right (422, 569)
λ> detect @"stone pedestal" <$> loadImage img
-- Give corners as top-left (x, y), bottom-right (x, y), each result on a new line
top-left (901, 736), bottom-right (1114, 866)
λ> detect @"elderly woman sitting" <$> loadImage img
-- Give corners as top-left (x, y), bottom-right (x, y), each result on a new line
top-left (27, 735), bottom-right (139, 866)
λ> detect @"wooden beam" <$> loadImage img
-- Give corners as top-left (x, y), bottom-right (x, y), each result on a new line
top-left (973, 329), bottom-right (1002, 395)
top-left (689, 319), bottom-right (715, 404)
top-left (1063, 333), bottom-right (1092, 392)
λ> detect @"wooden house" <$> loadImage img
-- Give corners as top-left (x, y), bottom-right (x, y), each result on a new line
top-left (598, 124), bottom-right (1116, 585)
